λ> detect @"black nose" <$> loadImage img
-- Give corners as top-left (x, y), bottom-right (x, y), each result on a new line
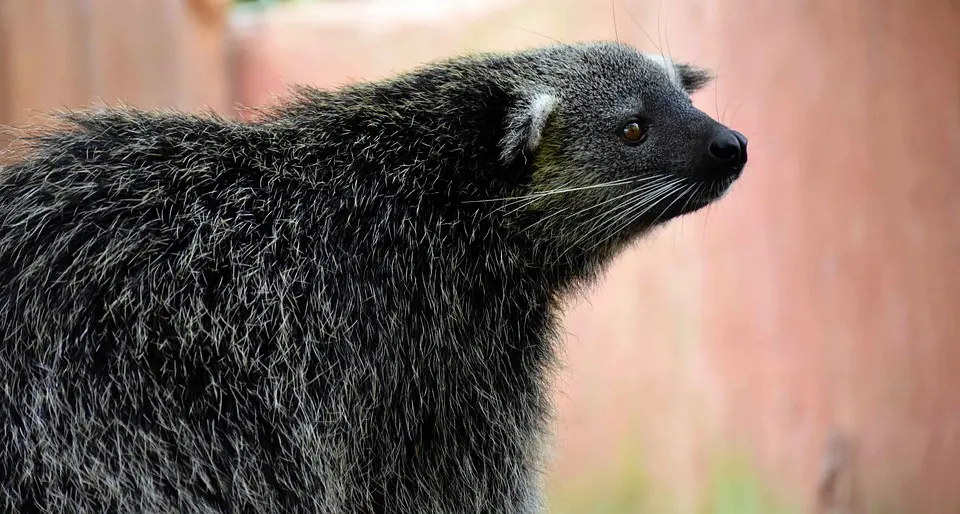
top-left (706, 129), bottom-right (748, 170)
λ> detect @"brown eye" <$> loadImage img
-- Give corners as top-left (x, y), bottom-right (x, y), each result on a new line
top-left (621, 121), bottom-right (645, 143)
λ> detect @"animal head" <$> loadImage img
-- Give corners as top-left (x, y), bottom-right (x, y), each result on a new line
top-left (495, 41), bottom-right (747, 263)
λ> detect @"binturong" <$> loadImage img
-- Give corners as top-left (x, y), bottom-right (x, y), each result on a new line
top-left (0, 41), bottom-right (747, 513)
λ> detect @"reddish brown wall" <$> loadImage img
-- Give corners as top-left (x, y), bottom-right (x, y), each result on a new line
top-left (0, 0), bottom-right (230, 130)
top-left (697, 1), bottom-right (960, 511)
top-left (555, 1), bottom-right (960, 512)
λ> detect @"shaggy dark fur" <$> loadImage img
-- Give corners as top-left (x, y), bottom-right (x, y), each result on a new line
top-left (0, 42), bottom-right (746, 513)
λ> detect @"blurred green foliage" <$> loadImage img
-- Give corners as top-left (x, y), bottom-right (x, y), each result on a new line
top-left (703, 451), bottom-right (801, 514)
top-left (547, 444), bottom-right (803, 514)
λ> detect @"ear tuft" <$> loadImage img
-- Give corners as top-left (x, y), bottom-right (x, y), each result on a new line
top-left (674, 63), bottom-right (714, 94)
top-left (499, 88), bottom-right (558, 164)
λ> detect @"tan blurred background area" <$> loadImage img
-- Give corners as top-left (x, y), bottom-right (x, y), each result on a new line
top-left (2, 0), bottom-right (959, 512)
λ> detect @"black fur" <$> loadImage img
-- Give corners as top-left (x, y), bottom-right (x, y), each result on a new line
top-left (0, 41), bottom-right (743, 513)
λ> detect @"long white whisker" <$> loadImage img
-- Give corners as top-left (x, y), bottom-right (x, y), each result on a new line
top-left (666, 182), bottom-right (700, 249)
top-left (680, 182), bottom-right (704, 225)
top-left (479, 177), bottom-right (644, 222)
top-left (552, 177), bottom-right (676, 264)
top-left (474, 177), bottom-right (630, 224)
top-left (568, 174), bottom-right (674, 221)
top-left (574, 175), bottom-right (676, 241)
top-left (524, 206), bottom-right (570, 230)
top-left (650, 182), bottom-right (697, 229)
top-left (622, 3), bottom-right (663, 55)
top-left (608, 179), bottom-right (687, 237)
top-left (663, 0), bottom-right (675, 66)
top-left (701, 183), bottom-right (717, 246)
top-left (585, 179), bottom-right (687, 254)
top-left (534, 174), bottom-right (674, 239)
top-left (678, 182), bottom-right (703, 241)
top-left (581, 178), bottom-right (685, 254)
top-left (464, 177), bottom-right (638, 205)
top-left (631, 180), bottom-right (689, 220)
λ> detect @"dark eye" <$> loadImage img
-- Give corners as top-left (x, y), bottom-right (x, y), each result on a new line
top-left (620, 121), bottom-right (646, 143)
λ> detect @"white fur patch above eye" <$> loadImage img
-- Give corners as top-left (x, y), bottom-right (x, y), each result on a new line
top-left (642, 52), bottom-right (682, 89)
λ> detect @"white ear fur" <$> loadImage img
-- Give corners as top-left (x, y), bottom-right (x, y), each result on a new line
top-left (499, 89), bottom-right (558, 164)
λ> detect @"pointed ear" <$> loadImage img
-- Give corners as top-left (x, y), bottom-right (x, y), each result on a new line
top-left (644, 53), bottom-right (714, 95)
top-left (674, 62), bottom-right (713, 94)
top-left (499, 88), bottom-right (558, 164)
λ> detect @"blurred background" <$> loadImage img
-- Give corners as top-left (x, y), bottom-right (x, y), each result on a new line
top-left (1, 0), bottom-right (958, 512)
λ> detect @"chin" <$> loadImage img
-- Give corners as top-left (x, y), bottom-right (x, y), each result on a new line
top-left (693, 174), bottom-right (740, 208)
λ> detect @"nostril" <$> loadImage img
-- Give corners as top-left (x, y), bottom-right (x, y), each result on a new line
top-left (709, 141), bottom-right (739, 161)
top-left (707, 130), bottom-right (743, 164)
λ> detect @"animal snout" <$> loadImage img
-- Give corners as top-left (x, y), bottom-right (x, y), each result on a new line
top-left (705, 129), bottom-right (748, 173)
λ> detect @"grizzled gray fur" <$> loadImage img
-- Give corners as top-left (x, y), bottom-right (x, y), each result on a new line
top-left (0, 42), bottom-right (747, 513)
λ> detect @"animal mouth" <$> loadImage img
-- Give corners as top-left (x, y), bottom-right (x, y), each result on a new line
top-left (684, 174), bottom-right (740, 209)
top-left (596, 172), bottom-right (741, 233)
